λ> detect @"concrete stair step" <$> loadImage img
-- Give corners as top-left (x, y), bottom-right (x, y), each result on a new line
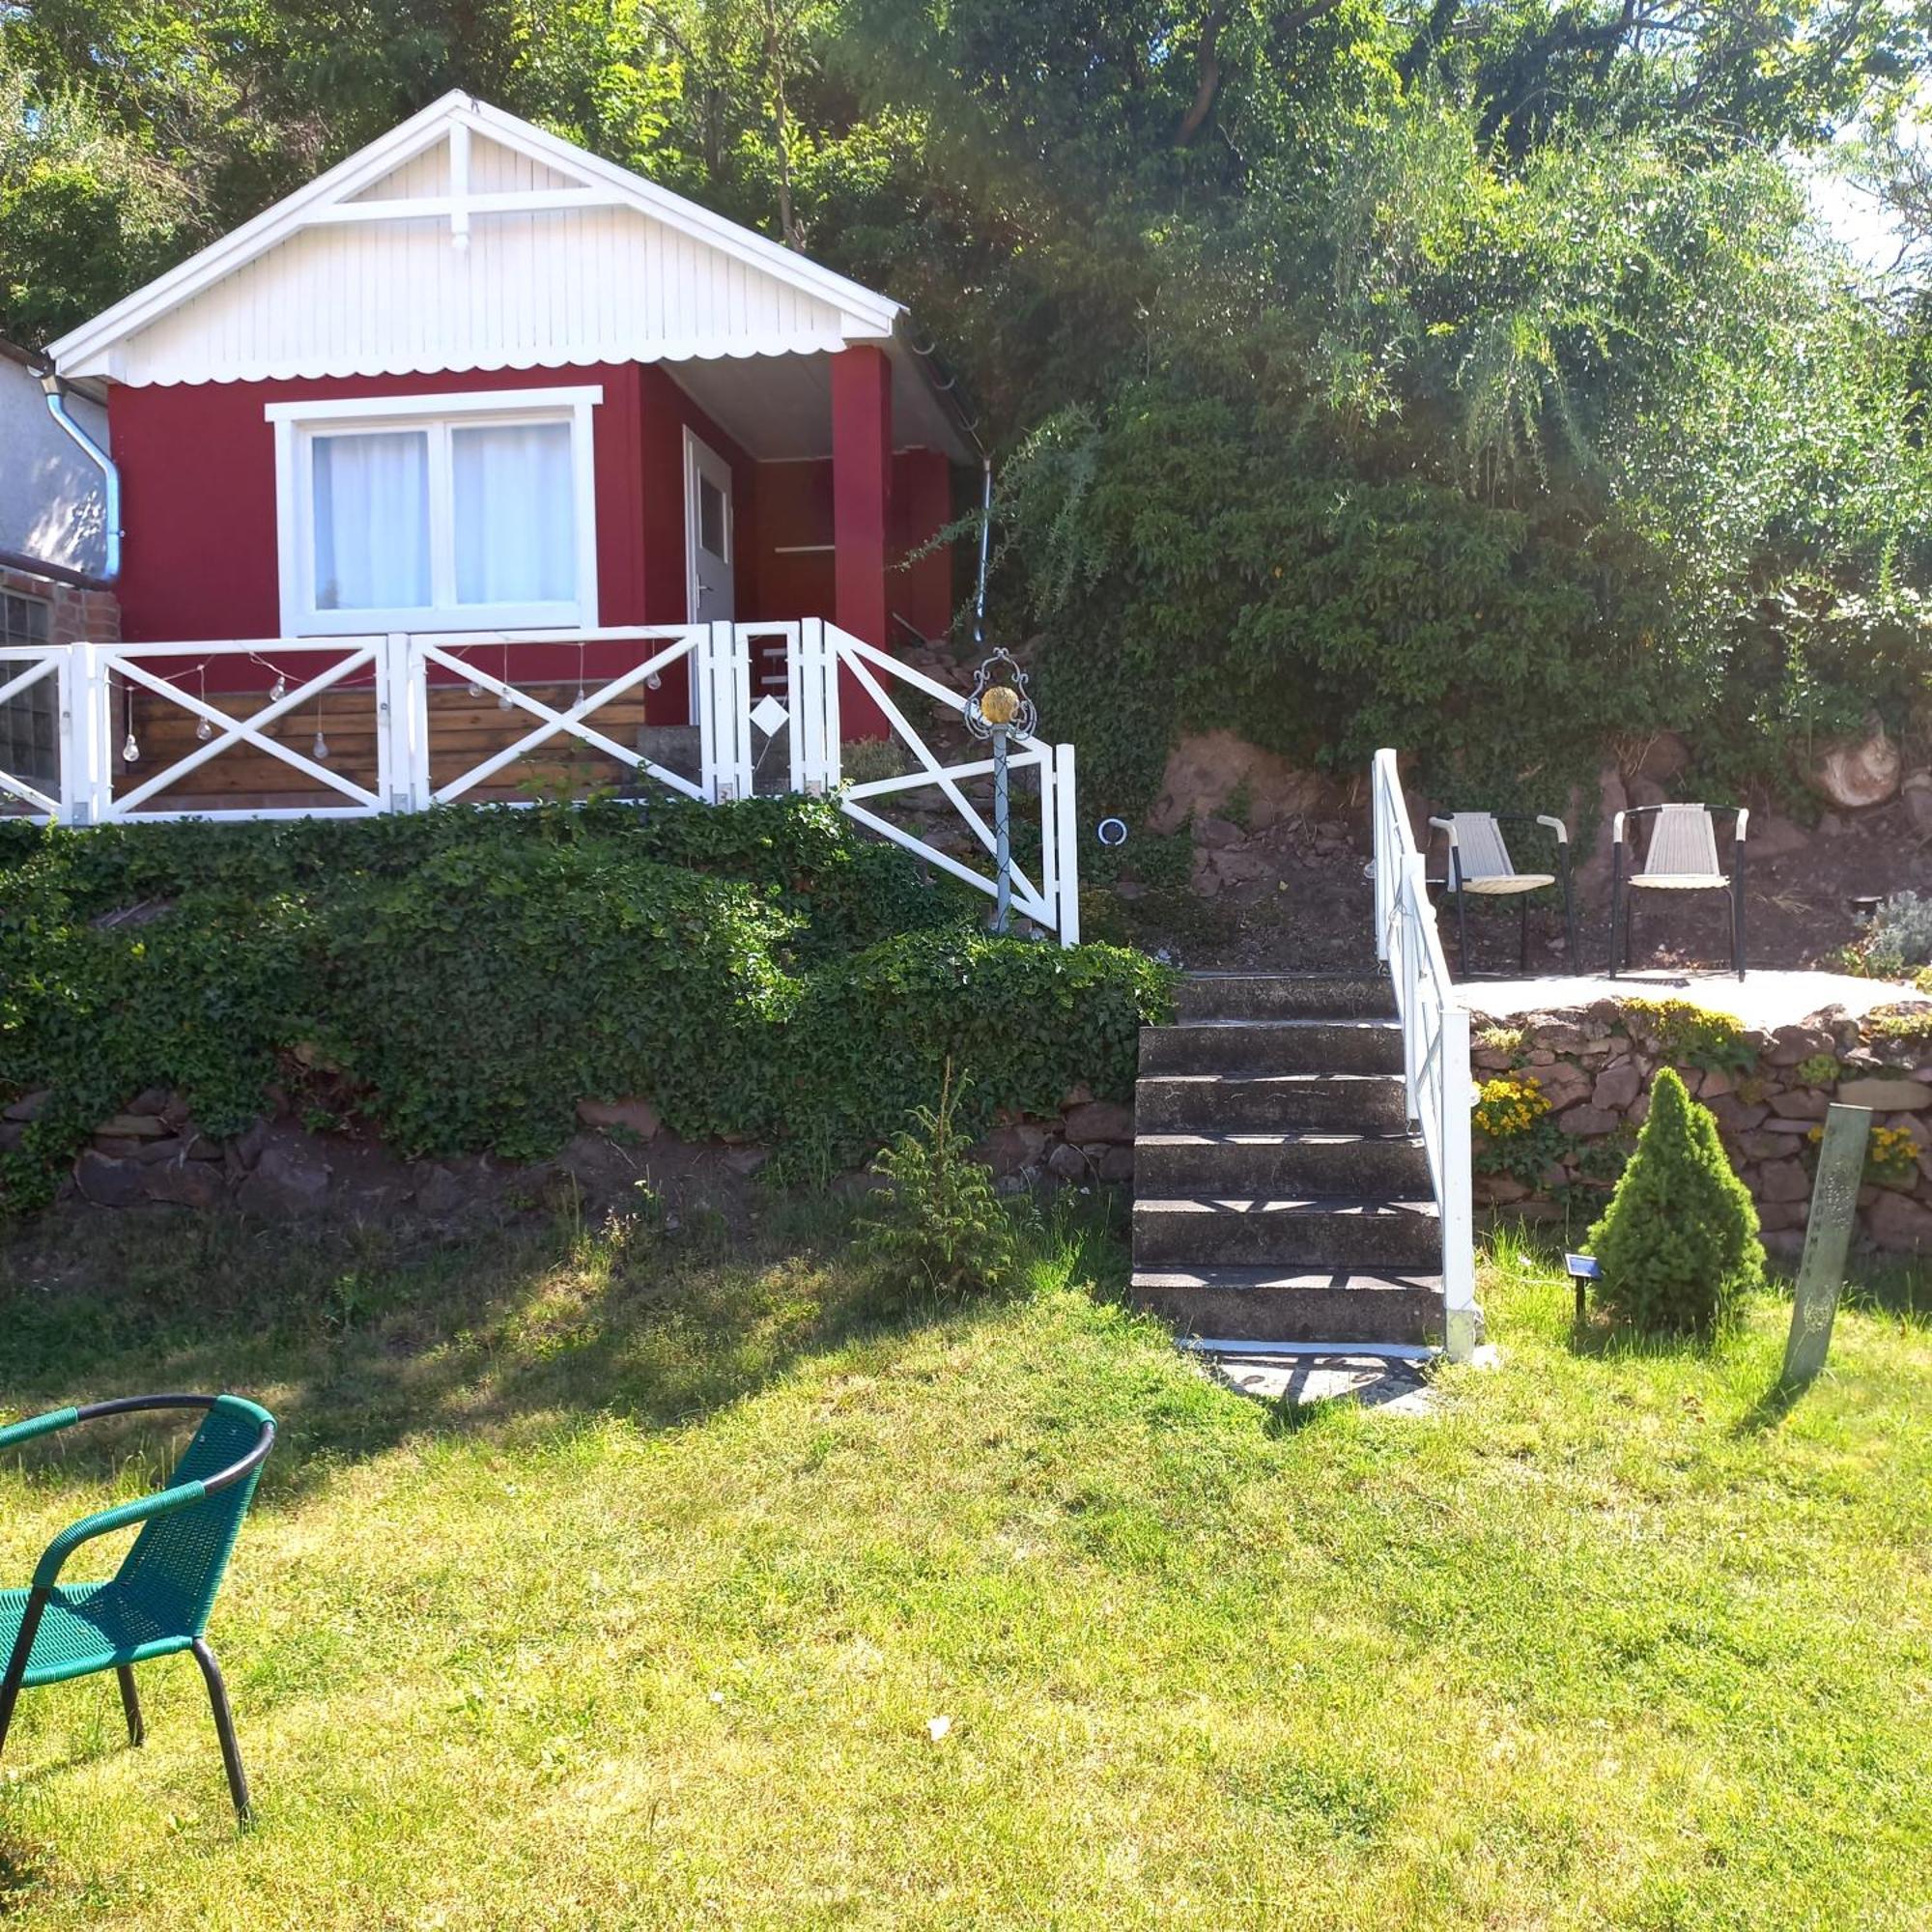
top-left (1175, 973), bottom-right (1395, 1023)
top-left (1130, 1267), bottom-right (1445, 1347)
top-left (1135, 1072), bottom-right (1408, 1134)
top-left (1139, 1019), bottom-right (1404, 1078)
top-left (1134, 1131), bottom-right (1430, 1198)
top-left (1133, 1194), bottom-right (1441, 1269)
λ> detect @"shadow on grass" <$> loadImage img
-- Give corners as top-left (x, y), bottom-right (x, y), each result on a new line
top-left (1732, 1375), bottom-right (1806, 1435)
top-left (0, 1188), bottom-right (1113, 1512)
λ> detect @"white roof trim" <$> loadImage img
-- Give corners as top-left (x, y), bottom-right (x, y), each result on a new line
top-left (47, 92), bottom-right (904, 378)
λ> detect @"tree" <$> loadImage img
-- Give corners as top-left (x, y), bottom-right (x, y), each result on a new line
top-left (1586, 1067), bottom-right (1765, 1334)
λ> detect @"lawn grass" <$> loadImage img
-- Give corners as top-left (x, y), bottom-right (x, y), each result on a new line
top-left (1, 1203), bottom-right (1929, 1929)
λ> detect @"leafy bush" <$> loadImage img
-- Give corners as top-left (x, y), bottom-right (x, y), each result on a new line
top-left (777, 924), bottom-right (1174, 1177)
top-left (1618, 999), bottom-right (1755, 1076)
top-left (318, 841), bottom-right (798, 1160)
top-left (1471, 1074), bottom-right (1567, 1185)
top-left (857, 1066), bottom-right (1025, 1305)
top-left (1865, 1004), bottom-right (1932, 1046)
top-left (0, 805), bottom-right (1175, 1212)
top-left (1586, 1068), bottom-right (1764, 1335)
top-left (1848, 893), bottom-right (1932, 980)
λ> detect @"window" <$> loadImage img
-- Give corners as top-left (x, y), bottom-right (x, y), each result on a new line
top-left (269, 387), bottom-right (601, 635)
top-left (697, 475), bottom-right (727, 560)
top-left (0, 593), bottom-right (57, 791)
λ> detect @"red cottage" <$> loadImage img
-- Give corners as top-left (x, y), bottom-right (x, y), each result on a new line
top-left (36, 93), bottom-right (1080, 941)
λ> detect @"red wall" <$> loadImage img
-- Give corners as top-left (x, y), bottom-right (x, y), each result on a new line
top-left (107, 363), bottom-right (955, 720)
top-left (750, 449), bottom-right (954, 640)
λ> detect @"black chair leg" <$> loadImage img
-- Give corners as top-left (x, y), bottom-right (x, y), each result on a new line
top-left (1519, 893), bottom-right (1530, 973)
top-left (190, 1638), bottom-right (251, 1825)
top-left (116, 1665), bottom-right (144, 1747)
top-left (1454, 868), bottom-right (1470, 977)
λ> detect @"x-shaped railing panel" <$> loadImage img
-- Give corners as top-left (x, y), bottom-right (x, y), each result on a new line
top-left (102, 642), bottom-right (384, 818)
top-left (419, 633), bottom-right (706, 804)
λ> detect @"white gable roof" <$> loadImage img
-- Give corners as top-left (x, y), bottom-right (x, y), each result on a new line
top-left (47, 94), bottom-right (909, 390)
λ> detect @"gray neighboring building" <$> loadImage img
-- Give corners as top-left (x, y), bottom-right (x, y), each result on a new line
top-left (1, 336), bottom-right (111, 580)
top-left (1, 338), bottom-right (118, 806)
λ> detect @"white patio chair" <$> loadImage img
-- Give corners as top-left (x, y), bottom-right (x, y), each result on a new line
top-left (1610, 802), bottom-right (1748, 980)
top-left (1428, 811), bottom-right (1577, 977)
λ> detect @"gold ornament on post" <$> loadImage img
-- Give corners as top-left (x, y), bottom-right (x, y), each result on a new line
top-left (963, 649), bottom-right (1037, 934)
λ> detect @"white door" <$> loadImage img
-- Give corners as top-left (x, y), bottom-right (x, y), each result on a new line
top-left (684, 429), bottom-right (735, 625)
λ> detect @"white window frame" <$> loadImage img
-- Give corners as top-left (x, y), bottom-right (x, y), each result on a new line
top-left (267, 385), bottom-right (602, 636)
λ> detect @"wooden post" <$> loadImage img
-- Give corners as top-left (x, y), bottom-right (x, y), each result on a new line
top-left (1780, 1102), bottom-right (1873, 1387)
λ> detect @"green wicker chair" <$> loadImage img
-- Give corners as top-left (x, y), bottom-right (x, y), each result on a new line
top-left (0, 1394), bottom-right (276, 1823)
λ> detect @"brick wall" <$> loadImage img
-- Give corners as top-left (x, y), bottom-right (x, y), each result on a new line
top-left (0, 561), bottom-right (121, 644)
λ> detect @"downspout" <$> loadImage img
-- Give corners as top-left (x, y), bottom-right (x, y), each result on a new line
top-left (40, 372), bottom-right (121, 583)
top-left (973, 456), bottom-right (992, 651)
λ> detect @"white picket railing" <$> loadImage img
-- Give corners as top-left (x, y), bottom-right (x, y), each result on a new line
top-left (0, 620), bottom-right (1083, 945)
top-left (1371, 747), bottom-right (1478, 1361)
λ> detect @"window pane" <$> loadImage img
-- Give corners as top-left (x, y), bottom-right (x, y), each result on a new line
top-left (312, 431), bottom-right (430, 611)
top-left (452, 422), bottom-right (575, 607)
top-left (698, 477), bottom-right (726, 558)
top-left (0, 593), bottom-right (57, 788)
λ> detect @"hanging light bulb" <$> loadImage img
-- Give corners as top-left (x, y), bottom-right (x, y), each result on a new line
top-left (195, 664), bottom-right (213, 739)
top-left (312, 728), bottom-right (330, 763)
top-left (122, 729), bottom-right (141, 766)
top-left (646, 673), bottom-right (663, 692)
top-left (269, 673), bottom-right (288, 703)
top-left (196, 713), bottom-right (213, 742)
top-left (498, 685), bottom-right (514, 710)
top-left (467, 680), bottom-right (484, 699)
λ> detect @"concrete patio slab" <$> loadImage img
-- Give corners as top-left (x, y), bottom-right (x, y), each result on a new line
top-left (1458, 968), bottom-right (1927, 1031)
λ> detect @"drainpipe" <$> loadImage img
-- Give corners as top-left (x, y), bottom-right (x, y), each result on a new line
top-left (973, 456), bottom-right (993, 651)
top-left (40, 372), bottom-right (121, 583)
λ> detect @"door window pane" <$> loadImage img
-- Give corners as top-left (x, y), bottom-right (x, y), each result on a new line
top-left (452, 421), bottom-right (575, 606)
top-left (698, 476), bottom-right (726, 559)
top-left (312, 431), bottom-right (431, 611)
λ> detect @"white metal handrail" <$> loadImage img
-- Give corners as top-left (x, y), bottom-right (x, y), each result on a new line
top-left (0, 621), bottom-right (1085, 946)
top-left (1372, 748), bottom-right (1478, 1361)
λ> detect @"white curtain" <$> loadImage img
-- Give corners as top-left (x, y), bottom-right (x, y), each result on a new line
top-left (312, 431), bottom-right (430, 611)
top-left (452, 422), bottom-right (575, 607)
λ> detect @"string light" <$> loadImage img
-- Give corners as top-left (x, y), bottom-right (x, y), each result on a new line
top-left (195, 663), bottom-right (213, 741)
top-left (499, 640), bottom-right (514, 709)
top-left (311, 690), bottom-right (329, 763)
top-left (121, 677), bottom-right (140, 766)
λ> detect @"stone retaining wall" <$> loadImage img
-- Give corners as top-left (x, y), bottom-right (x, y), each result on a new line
top-left (1, 1084), bottom-right (1134, 1223)
top-left (1471, 999), bottom-right (1932, 1252)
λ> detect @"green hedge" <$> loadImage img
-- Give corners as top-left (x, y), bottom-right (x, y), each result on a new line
top-left (0, 802), bottom-right (1174, 1209)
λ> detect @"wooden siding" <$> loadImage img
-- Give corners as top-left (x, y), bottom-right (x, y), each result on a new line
top-left (115, 681), bottom-right (694, 810)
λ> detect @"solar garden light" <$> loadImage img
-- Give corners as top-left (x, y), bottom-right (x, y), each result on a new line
top-left (1564, 1252), bottom-right (1601, 1324)
top-left (963, 647), bottom-right (1037, 935)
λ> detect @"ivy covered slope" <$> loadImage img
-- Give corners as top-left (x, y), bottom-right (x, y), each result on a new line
top-left (0, 801), bottom-right (1173, 1213)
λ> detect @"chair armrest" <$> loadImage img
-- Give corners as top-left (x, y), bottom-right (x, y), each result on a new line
top-left (32, 1479), bottom-right (207, 1589)
top-left (1611, 810), bottom-right (1627, 843)
top-left (1427, 817), bottom-right (1457, 845)
top-left (1734, 808), bottom-right (1748, 843)
top-left (0, 1406), bottom-right (81, 1453)
top-left (1535, 814), bottom-right (1569, 844)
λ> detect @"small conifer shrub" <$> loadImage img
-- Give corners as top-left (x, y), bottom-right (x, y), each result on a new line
top-left (1586, 1066), bottom-right (1764, 1334)
top-left (857, 1065), bottom-right (1025, 1305)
